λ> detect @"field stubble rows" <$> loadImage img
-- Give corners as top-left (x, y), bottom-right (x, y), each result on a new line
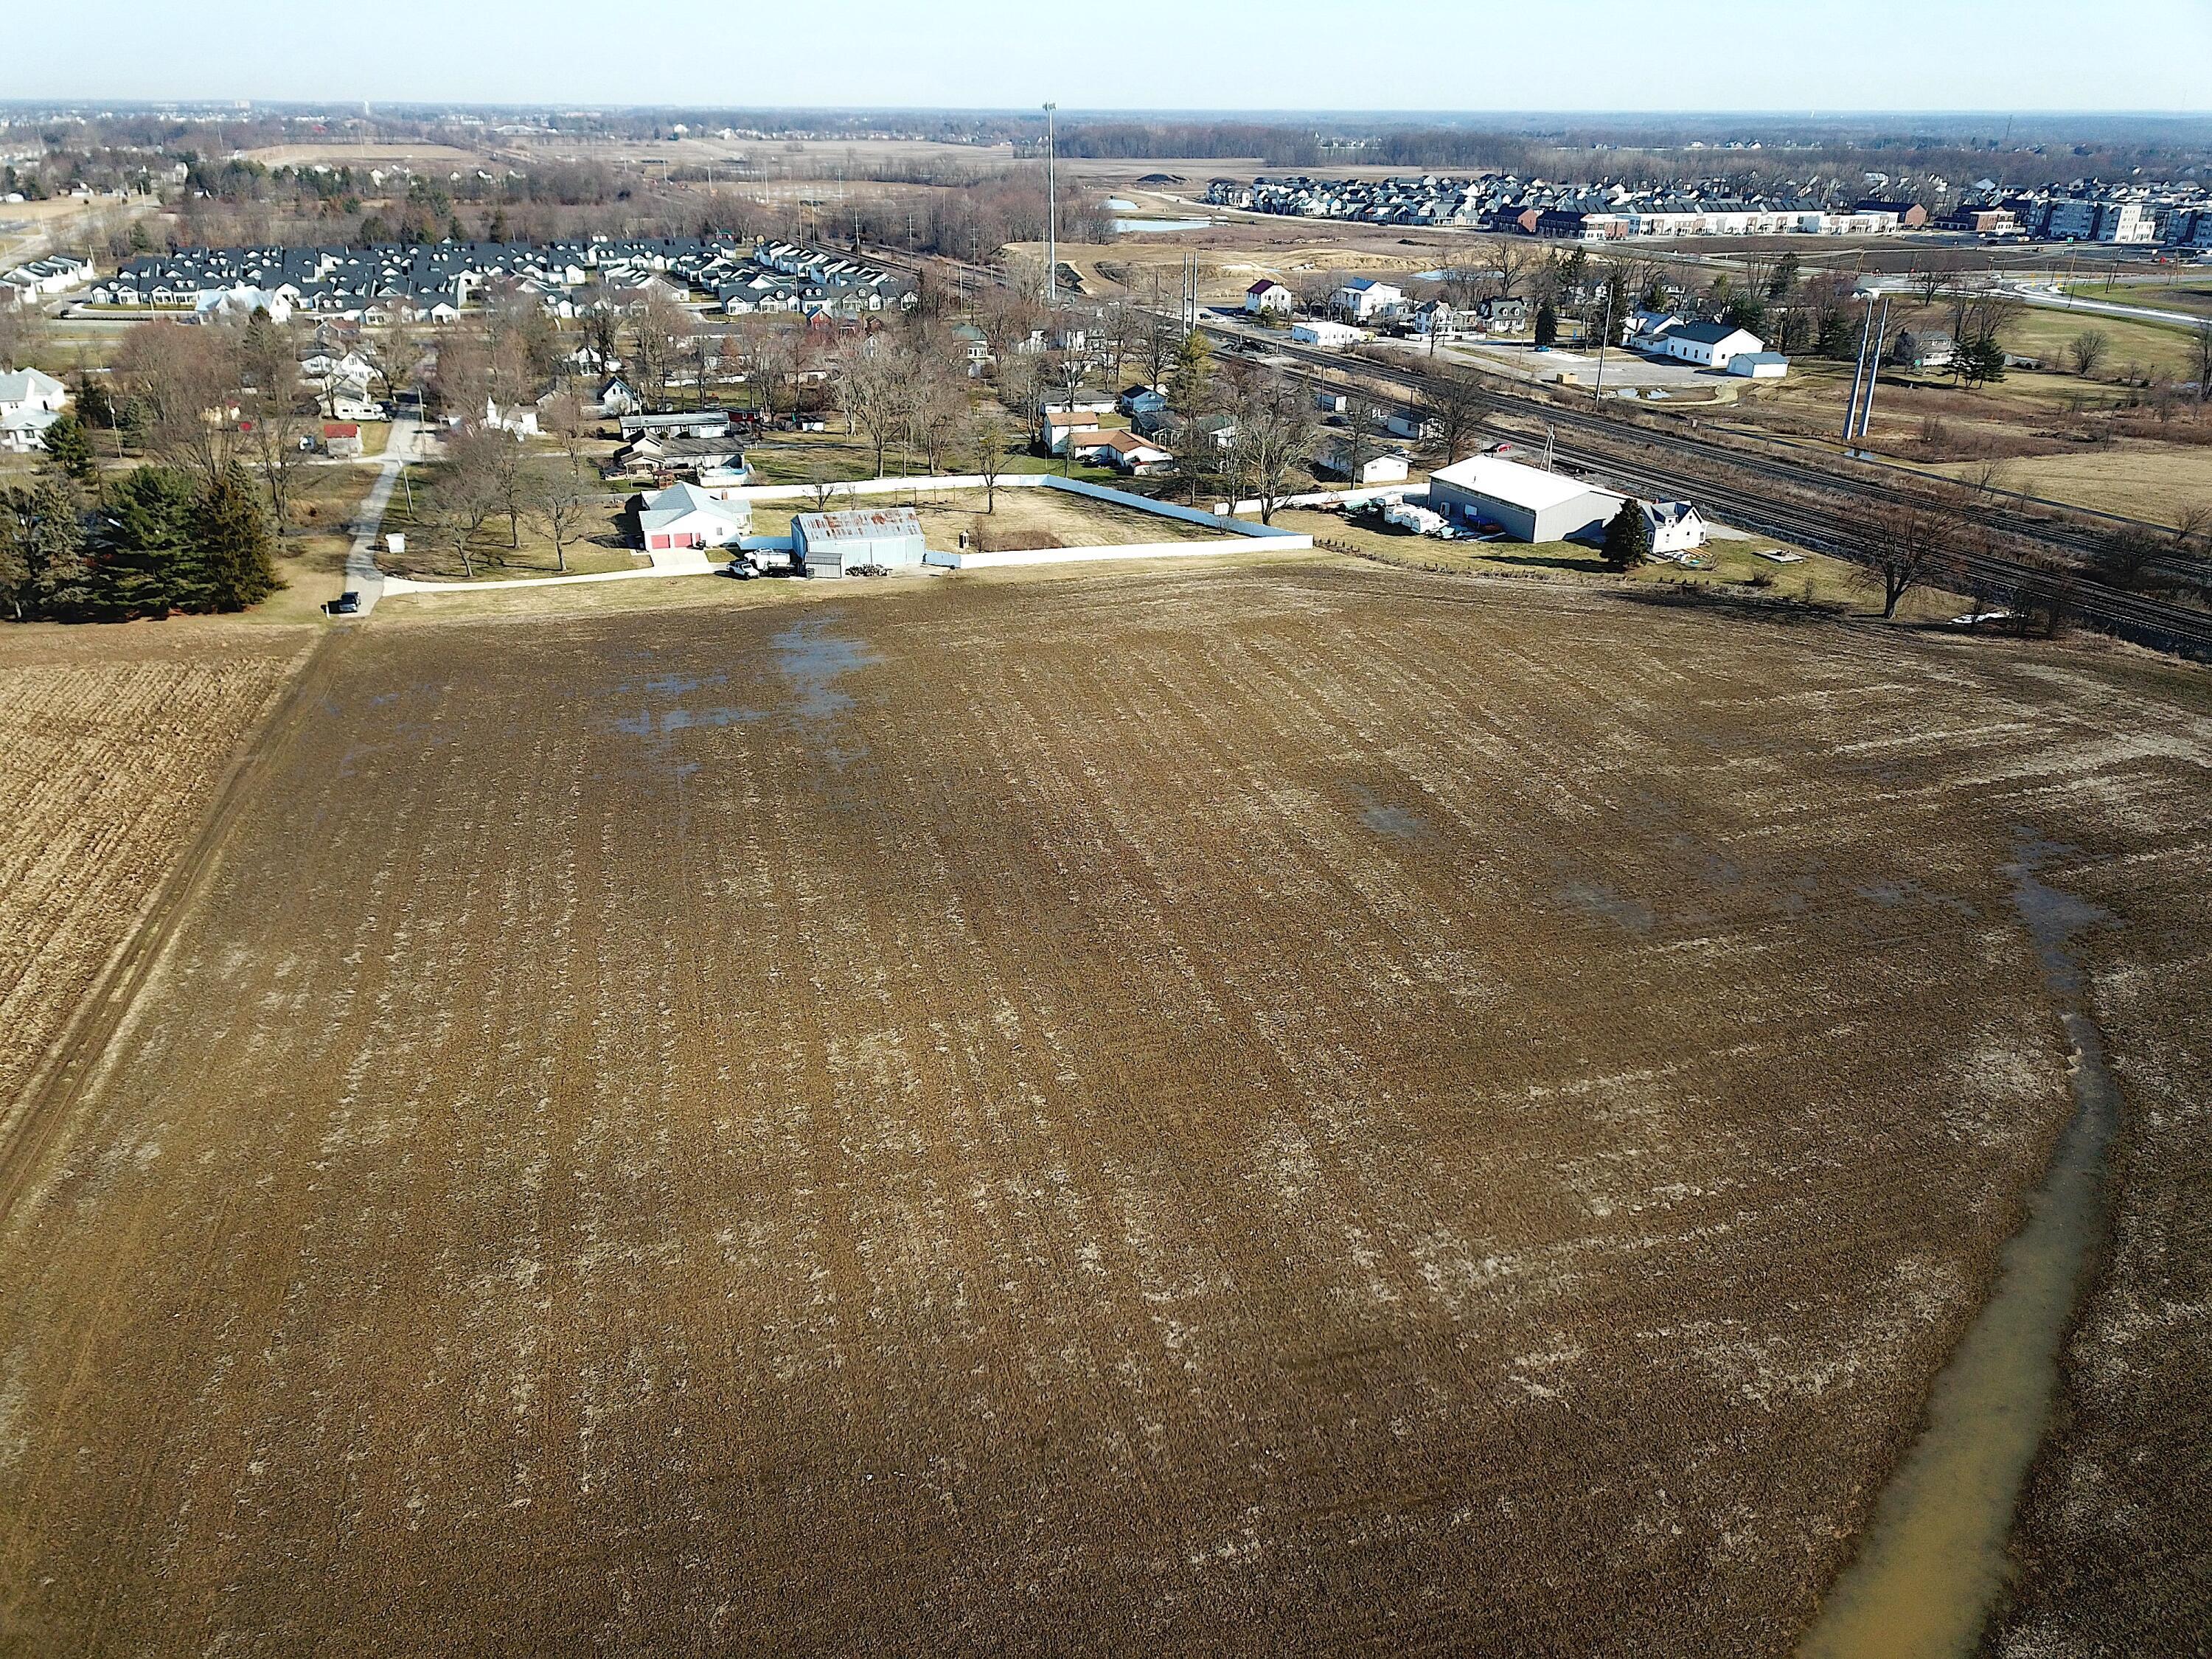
top-left (0, 566), bottom-right (2206, 1654)
top-left (0, 624), bottom-right (313, 1127)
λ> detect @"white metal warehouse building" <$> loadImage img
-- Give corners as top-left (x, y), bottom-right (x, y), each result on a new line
top-left (1427, 456), bottom-right (1627, 543)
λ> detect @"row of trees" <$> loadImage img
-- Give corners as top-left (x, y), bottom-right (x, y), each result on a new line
top-left (0, 465), bottom-right (278, 622)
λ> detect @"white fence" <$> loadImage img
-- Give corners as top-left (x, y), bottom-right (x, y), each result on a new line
top-left (929, 536), bottom-right (1312, 571)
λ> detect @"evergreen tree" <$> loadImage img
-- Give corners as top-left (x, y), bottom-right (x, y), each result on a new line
top-left (188, 465), bottom-right (279, 613)
top-left (1169, 329), bottom-right (1214, 413)
top-left (1601, 499), bottom-right (1654, 571)
top-left (1956, 333), bottom-right (2008, 388)
top-left (94, 465), bottom-right (198, 617)
top-left (42, 412), bottom-right (96, 481)
top-left (1534, 301), bottom-right (1559, 349)
top-left (0, 476), bottom-right (93, 620)
top-left (1767, 253), bottom-right (1801, 302)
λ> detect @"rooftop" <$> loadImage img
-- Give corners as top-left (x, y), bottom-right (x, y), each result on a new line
top-left (797, 506), bottom-right (925, 543)
top-left (1429, 455), bottom-right (1624, 514)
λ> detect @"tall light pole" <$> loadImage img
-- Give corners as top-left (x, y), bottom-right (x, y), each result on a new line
top-left (1043, 102), bottom-right (1058, 314)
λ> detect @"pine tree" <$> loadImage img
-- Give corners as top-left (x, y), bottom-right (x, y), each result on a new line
top-left (187, 465), bottom-right (279, 613)
top-left (1534, 301), bottom-right (1559, 350)
top-left (1601, 499), bottom-right (1654, 571)
top-left (42, 412), bottom-right (96, 481)
top-left (1169, 329), bottom-right (1214, 413)
top-left (94, 465), bottom-right (198, 618)
top-left (2, 476), bottom-right (95, 620)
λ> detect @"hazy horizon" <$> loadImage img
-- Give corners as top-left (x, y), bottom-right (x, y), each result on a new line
top-left (10, 0), bottom-right (2211, 114)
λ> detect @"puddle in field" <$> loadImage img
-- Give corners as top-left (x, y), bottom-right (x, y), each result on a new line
top-left (1556, 881), bottom-right (1655, 933)
top-left (608, 670), bottom-right (767, 740)
top-left (1799, 834), bottom-right (2119, 1659)
top-left (1350, 786), bottom-right (1423, 841)
top-left (772, 622), bottom-right (880, 723)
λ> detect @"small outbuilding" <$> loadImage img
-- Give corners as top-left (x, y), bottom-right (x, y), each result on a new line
top-left (1728, 352), bottom-right (1790, 380)
top-left (1315, 442), bottom-right (1410, 485)
top-left (321, 422), bottom-right (364, 458)
top-left (794, 505), bottom-right (928, 578)
top-left (1427, 454), bottom-right (1626, 543)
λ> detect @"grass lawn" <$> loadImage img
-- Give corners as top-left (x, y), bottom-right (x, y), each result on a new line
top-left (2002, 306), bottom-right (2199, 379)
top-left (379, 467), bottom-right (641, 582)
top-left (1273, 507), bottom-right (1967, 619)
top-left (1933, 435), bottom-right (2212, 525)
top-left (2062, 279), bottom-right (2212, 321)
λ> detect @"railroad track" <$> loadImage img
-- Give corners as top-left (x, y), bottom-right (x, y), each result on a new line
top-left (846, 243), bottom-right (2212, 658)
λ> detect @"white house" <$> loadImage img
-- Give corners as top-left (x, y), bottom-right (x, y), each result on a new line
top-left (0, 367), bottom-right (68, 418)
top-left (1292, 319), bottom-right (1366, 349)
top-left (638, 481), bottom-right (748, 554)
top-left (1727, 352), bottom-right (1790, 380)
top-left (0, 406), bottom-right (61, 453)
top-left (1040, 410), bottom-right (1102, 456)
top-left (1244, 279), bottom-right (1293, 316)
top-left (482, 398), bottom-right (540, 438)
top-left (193, 285), bottom-right (292, 325)
top-left (1641, 500), bottom-right (1708, 554)
top-left (1315, 443), bottom-right (1409, 485)
top-left (1070, 428), bottom-right (1175, 475)
top-left (1659, 321), bottom-right (1764, 370)
top-left (1332, 277), bottom-right (1403, 321)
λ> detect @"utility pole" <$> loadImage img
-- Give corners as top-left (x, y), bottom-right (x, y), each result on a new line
top-left (1592, 281), bottom-right (1614, 402)
top-left (1043, 102), bottom-right (1057, 314)
top-left (1843, 294), bottom-right (1873, 445)
top-left (1857, 294), bottom-right (1890, 441)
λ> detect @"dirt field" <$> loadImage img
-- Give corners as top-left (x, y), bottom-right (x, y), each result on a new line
top-left (1, 563), bottom-right (2207, 1653)
top-left (1978, 645), bottom-right (2212, 1655)
top-left (0, 622), bottom-right (311, 1128)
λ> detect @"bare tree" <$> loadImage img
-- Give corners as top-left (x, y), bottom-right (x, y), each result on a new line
top-left (526, 464), bottom-right (596, 574)
top-left (909, 359), bottom-right (967, 475)
top-left (804, 464), bottom-right (848, 512)
top-left (961, 408), bottom-right (1011, 512)
top-left (417, 431), bottom-right (502, 578)
top-left (744, 322), bottom-right (796, 418)
top-left (2171, 500), bottom-right (2212, 556)
top-left (114, 320), bottom-right (240, 485)
top-left (835, 342), bottom-right (905, 477)
top-left (1229, 370), bottom-right (1316, 524)
top-left (1343, 395), bottom-right (1392, 496)
top-left (1423, 366), bottom-right (1487, 467)
top-left (430, 324), bottom-right (491, 422)
top-left (2067, 330), bottom-right (2110, 378)
top-left (1858, 490), bottom-right (1962, 619)
top-left (2192, 320), bottom-right (2212, 406)
top-left (539, 389), bottom-right (591, 474)
top-left (372, 319), bottom-right (427, 407)
top-left (633, 291), bottom-right (692, 411)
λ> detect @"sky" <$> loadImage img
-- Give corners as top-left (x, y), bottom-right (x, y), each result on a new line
top-left (10, 0), bottom-right (2212, 113)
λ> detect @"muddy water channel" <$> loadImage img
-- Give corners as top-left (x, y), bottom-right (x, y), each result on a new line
top-left (1799, 840), bottom-right (2119, 1659)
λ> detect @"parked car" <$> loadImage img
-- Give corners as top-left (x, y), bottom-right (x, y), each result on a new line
top-left (327, 590), bottom-right (361, 616)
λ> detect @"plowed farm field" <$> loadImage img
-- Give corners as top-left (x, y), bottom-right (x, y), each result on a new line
top-left (1, 564), bottom-right (2207, 1656)
top-left (0, 623), bottom-right (311, 1130)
